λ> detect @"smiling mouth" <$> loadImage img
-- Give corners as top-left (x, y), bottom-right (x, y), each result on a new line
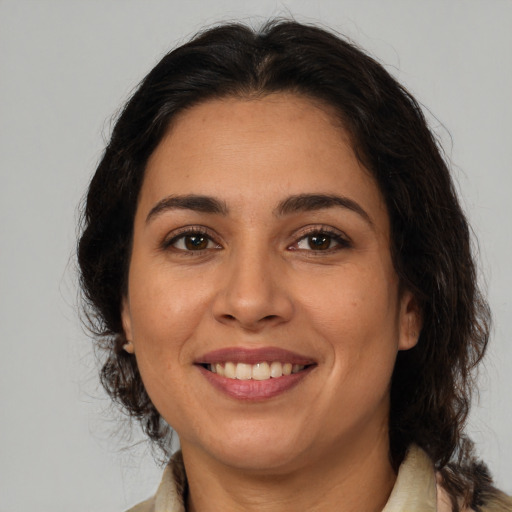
top-left (202, 361), bottom-right (312, 381)
top-left (196, 347), bottom-right (316, 399)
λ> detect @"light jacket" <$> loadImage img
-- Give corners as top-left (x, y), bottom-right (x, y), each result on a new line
top-left (126, 445), bottom-right (511, 512)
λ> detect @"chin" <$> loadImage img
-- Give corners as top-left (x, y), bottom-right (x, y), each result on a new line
top-left (188, 422), bottom-right (312, 474)
top-left (214, 444), bottom-right (307, 474)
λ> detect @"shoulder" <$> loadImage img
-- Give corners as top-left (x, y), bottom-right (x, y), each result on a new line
top-left (125, 497), bottom-right (155, 512)
top-left (436, 470), bottom-right (512, 512)
top-left (476, 488), bottom-right (512, 512)
top-left (124, 451), bottom-right (186, 512)
top-left (396, 445), bottom-right (512, 512)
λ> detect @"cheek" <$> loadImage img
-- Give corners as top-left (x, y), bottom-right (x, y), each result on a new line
top-left (298, 264), bottom-right (400, 341)
top-left (126, 266), bottom-right (210, 427)
top-left (127, 262), bottom-right (214, 361)
top-left (296, 264), bottom-right (400, 388)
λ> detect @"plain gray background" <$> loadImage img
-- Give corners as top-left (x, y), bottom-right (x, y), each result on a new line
top-left (1, 1), bottom-right (511, 510)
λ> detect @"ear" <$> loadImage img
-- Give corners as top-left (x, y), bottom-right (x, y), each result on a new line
top-left (121, 297), bottom-right (135, 354)
top-left (398, 289), bottom-right (422, 351)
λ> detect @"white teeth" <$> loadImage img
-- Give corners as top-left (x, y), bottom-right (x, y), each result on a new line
top-left (235, 363), bottom-right (252, 380)
top-left (215, 363), bottom-right (225, 376)
top-left (207, 361), bottom-right (307, 380)
top-left (224, 361), bottom-right (236, 379)
top-left (252, 362), bottom-right (270, 380)
top-left (269, 361), bottom-right (283, 378)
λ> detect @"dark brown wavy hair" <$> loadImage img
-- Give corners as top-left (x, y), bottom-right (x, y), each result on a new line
top-left (78, 19), bottom-right (495, 510)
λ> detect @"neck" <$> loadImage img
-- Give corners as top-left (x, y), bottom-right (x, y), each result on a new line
top-left (182, 427), bottom-right (396, 512)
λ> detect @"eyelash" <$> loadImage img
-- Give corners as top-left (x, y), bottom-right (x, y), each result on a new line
top-left (161, 226), bottom-right (351, 254)
top-left (162, 227), bottom-right (221, 253)
top-left (290, 226), bottom-right (352, 253)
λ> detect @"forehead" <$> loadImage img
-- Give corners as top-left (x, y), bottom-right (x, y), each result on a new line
top-left (140, 93), bottom-right (387, 227)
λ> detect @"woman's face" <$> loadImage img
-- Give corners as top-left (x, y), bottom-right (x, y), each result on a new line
top-left (122, 93), bottom-right (420, 473)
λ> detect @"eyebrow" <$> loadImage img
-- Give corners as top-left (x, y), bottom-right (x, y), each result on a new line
top-left (145, 192), bottom-right (373, 227)
top-left (146, 194), bottom-right (228, 223)
top-left (275, 194), bottom-right (373, 227)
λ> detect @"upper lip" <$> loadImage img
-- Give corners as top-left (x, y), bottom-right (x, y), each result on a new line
top-left (195, 347), bottom-right (316, 365)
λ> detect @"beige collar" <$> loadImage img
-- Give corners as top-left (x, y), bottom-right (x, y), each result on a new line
top-left (129, 445), bottom-right (451, 512)
top-left (382, 444), bottom-right (441, 512)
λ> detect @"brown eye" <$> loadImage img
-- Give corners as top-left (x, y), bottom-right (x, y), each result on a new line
top-left (307, 234), bottom-right (332, 250)
top-left (292, 229), bottom-right (351, 252)
top-left (168, 231), bottom-right (220, 251)
top-left (184, 234), bottom-right (209, 250)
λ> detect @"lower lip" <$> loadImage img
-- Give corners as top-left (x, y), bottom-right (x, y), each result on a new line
top-left (197, 365), bottom-right (314, 401)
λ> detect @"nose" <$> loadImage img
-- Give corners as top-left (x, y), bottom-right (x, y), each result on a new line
top-left (211, 246), bottom-right (294, 331)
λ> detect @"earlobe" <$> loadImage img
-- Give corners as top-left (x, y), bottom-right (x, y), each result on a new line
top-left (121, 297), bottom-right (135, 354)
top-left (123, 340), bottom-right (135, 354)
top-left (398, 289), bottom-right (422, 351)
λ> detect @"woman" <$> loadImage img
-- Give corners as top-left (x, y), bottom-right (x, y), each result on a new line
top-left (77, 20), bottom-right (511, 512)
